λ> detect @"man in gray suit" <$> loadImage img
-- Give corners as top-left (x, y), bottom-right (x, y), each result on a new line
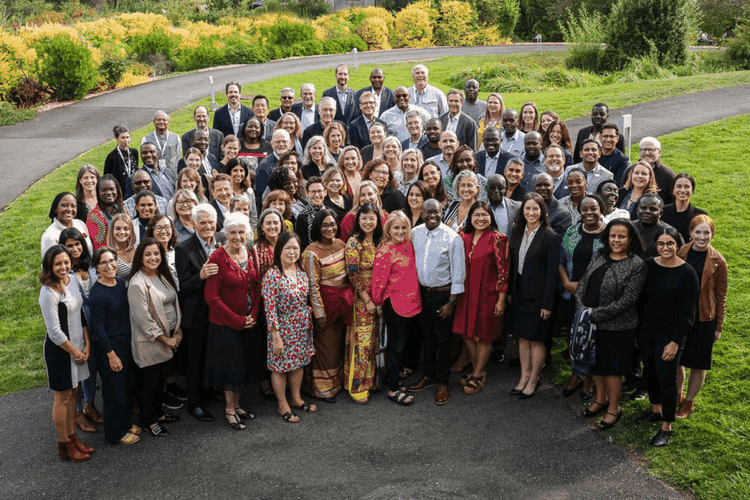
top-left (439, 89), bottom-right (477, 151)
top-left (487, 174), bottom-right (520, 237)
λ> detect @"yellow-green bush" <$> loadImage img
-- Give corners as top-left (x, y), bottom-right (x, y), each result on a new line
top-left (393, 6), bottom-right (434, 49)
top-left (410, 1), bottom-right (440, 25)
top-left (0, 31), bottom-right (37, 101)
top-left (116, 71), bottom-right (151, 89)
top-left (352, 6), bottom-right (396, 31)
top-left (357, 17), bottom-right (392, 51)
top-left (313, 12), bottom-right (353, 39)
top-left (435, 0), bottom-right (477, 47)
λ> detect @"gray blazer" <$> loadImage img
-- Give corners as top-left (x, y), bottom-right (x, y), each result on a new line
top-left (575, 252), bottom-right (646, 331)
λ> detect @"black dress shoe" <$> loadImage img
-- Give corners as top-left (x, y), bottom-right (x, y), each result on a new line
top-left (562, 381), bottom-right (583, 398)
top-left (510, 387), bottom-right (522, 396)
top-left (650, 429), bottom-right (673, 447)
top-left (518, 387), bottom-right (536, 400)
top-left (635, 411), bottom-right (663, 423)
top-left (582, 401), bottom-right (608, 417)
top-left (158, 413), bottom-right (180, 423)
top-left (189, 407), bottom-right (215, 422)
top-left (598, 411), bottom-right (622, 430)
top-left (149, 423), bottom-right (169, 436)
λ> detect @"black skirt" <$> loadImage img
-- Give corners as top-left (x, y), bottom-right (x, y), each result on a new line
top-left (44, 336), bottom-right (73, 391)
top-left (592, 328), bottom-right (635, 376)
top-left (680, 319), bottom-right (716, 370)
top-left (512, 279), bottom-right (550, 343)
top-left (204, 324), bottom-right (265, 392)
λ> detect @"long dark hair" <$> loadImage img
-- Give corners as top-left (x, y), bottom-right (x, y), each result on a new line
top-left (39, 245), bottom-right (71, 288)
top-left (272, 231), bottom-right (302, 271)
top-left (418, 161), bottom-right (447, 203)
top-left (599, 219), bottom-right (644, 256)
top-left (129, 237), bottom-right (177, 291)
top-left (310, 209), bottom-right (338, 244)
top-left (404, 180), bottom-right (430, 223)
top-left (510, 192), bottom-right (550, 247)
top-left (351, 203), bottom-right (383, 246)
top-left (58, 227), bottom-right (92, 272)
top-left (48, 192), bottom-right (76, 222)
top-left (97, 174), bottom-right (124, 212)
top-left (146, 214), bottom-right (178, 251)
top-left (463, 200), bottom-right (498, 234)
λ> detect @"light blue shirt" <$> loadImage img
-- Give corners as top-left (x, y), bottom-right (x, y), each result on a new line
top-left (408, 85), bottom-right (448, 118)
top-left (490, 198), bottom-right (510, 236)
top-left (501, 129), bottom-right (526, 158)
top-left (380, 105), bottom-right (431, 142)
top-left (411, 223), bottom-right (466, 294)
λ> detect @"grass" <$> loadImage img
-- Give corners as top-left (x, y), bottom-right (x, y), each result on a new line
top-left (551, 114), bottom-right (750, 500)
top-left (0, 101), bottom-right (37, 126)
top-left (0, 54), bottom-right (748, 499)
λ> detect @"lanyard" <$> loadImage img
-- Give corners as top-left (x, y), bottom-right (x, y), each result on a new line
top-left (154, 132), bottom-right (171, 157)
top-left (117, 148), bottom-right (132, 175)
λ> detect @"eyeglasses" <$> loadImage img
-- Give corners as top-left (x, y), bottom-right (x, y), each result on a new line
top-left (176, 200), bottom-right (195, 207)
top-left (154, 225), bottom-right (172, 233)
top-left (472, 213), bottom-right (490, 219)
top-left (308, 189), bottom-right (326, 195)
top-left (640, 147), bottom-right (658, 153)
top-left (98, 259), bottom-right (117, 268)
top-left (321, 223), bottom-right (337, 229)
top-left (281, 96), bottom-right (294, 100)
top-left (372, 169), bottom-right (390, 177)
top-left (656, 240), bottom-right (676, 248)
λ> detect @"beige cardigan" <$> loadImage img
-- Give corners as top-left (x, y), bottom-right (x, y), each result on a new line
top-left (128, 271), bottom-right (182, 368)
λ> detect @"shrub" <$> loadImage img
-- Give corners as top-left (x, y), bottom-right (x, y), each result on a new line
top-left (129, 29), bottom-right (179, 62)
top-left (263, 20), bottom-right (316, 46)
top-left (559, 6), bottom-right (607, 71)
top-left (380, 0), bottom-right (415, 12)
top-left (726, 22), bottom-right (750, 69)
top-left (116, 71), bottom-right (151, 89)
top-left (472, 0), bottom-right (520, 38)
top-left (98, 52), bottom-right (129, 88)
top-left (393, 5), bottom-right (434, 48)
top-left (286, 0), bottom-right (332, 18)
top-left (357, 17), bottom-right (392, 50)
top-left (34, 34), bottom-right (98, 100)
top-left (223, 42), bottom-right (270, 64)
top-left (605, 0), bottom-right (699, 71)
top-left (699, 0), bottom-right (750, 38)
top-left (435, 0), bottom-right (477, 46)
top-left (174, 41), bottom-right (224, 72)
top-left (0, 101), bottom-right (37, 127)
top-left (0, 31), bottom-right (36, 102)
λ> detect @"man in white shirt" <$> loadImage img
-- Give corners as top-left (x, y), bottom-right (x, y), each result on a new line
top-left (500, 109), bottom-right (525, 159)
top-left (408, 199), bottom-right (466, 405)
top-left (292, 83), bottom-right (318, 131)
top-left (380, 86), bottom-right (431, 142)
top-left (407, 64), bottom-right (448, 118)
top-left (142, 110), bottom-right (182, 179)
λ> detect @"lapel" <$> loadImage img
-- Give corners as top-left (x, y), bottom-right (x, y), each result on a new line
top-left (522, 227), bottom-right (545, 274)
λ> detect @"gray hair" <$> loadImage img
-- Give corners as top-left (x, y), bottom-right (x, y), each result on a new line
top-left (192, 202), bottom-right (217, 223)
top-left (153, 110), bottom-right (168, 120)
top-left (302, 135), bottom-right (335, 166)
top-left (222, 212), bottom-right (250, 233)
top-left (639, 136), bottom-right (661, 150)
top-left (411, 64), bottom-right (428, 78)
top-left (170, 189), bottom-right (199, 218)
top-left (301, 83), bottom-right (315, 93)
top-left (505, 157), bottom-right (524, 170)
top-left (404, 109), bottom-right (423, 124)
top-left (401, 148), bottom-right (424, 165)
top-left (319, 96), bottom-right (337, 109)
top-left (280, 87), bottom-right (295, 97)
top-left (452, 170), bottom-right (480, 199)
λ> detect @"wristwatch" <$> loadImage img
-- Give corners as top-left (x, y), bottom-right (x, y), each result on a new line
top-left (448, 299), bottom-right (457, 307)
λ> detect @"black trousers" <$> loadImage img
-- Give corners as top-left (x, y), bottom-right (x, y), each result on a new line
top-left (419, 289), bottom-right (453, 385)
top-left (383, 299), bottom-right (418, 392)
top-left (644, 336), bottom-right (682, 423)
top-left (183, 325), bottom-right (210, 409)
top-left (95, 339), bottom-right (132, 443)
top-left (140, 360), bottom-right (170, 427)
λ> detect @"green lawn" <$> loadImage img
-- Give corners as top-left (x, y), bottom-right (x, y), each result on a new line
top-left (0, 53), bottom-right (748, 500)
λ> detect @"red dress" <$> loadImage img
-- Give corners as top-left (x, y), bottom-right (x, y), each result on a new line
top-left (453, 230), bottom-right (509, 342)
top-left (339, 211), bottom-right (389, 243)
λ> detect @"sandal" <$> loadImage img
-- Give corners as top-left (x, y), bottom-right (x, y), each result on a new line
top-left (118, 432), bottom-right (141, 445)
top-left (388, 390), bottom-right (414, 406)
top-left (291, 401), bottom-right (318, 413)
top-left (235, 407), bottom-right (256, 420)
top-left (280, 411), bottom-right (300, 423)
top-left (582, 401), bottom-right (608, 418)
top-left (261, 385), bottom-right (276, 401)
top-left (459, 372), bottom-right (473, 388)
top-left (129, 425), bottom-right (142, 435)
top-left (463, 373), bottom-right (486, 395)
top-left (225, 413), bottom-right (246, 430)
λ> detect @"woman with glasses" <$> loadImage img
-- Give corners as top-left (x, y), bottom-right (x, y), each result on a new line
top-left (170, 189), bottom-right (199, 244)
top-left (361, 159), bottom-right (406, 213)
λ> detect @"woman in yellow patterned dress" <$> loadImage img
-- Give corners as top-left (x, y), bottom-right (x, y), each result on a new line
top-left (301, 210), bottom-right (353, 403)
top-left (343, 203), bottom-right (383, 404)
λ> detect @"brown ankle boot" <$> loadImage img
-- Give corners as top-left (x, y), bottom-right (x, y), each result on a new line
top-left (676, 399), bottom-right (695, 419)
top-left (57, 441), bottom-right (90, 462)
top-left (69, 433), bottom-right (95, 454)
top-left (75, 411), bottom-right (96, 433)
top-left (83, 402), bottom-right (104, 424)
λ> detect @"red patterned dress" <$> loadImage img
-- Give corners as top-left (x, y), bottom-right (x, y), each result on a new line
top-left (343, 236), bottom-right (379, 401)
top-left (453, 229), bottom-right (510, 342)
top-left (262, 266), bottom-right (315, 373)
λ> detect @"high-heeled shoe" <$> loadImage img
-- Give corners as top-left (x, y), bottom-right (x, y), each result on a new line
top-left (518, 383), bottom-right (537, 399)
top-left (598, 411), bottom-right (622, 430)
top-left (562, 380), bottom-right (583, 398)
top-left (582, 401), bottom-right (608, 417)
top-left (57, 441), bottom-right (90, 462)
top-left (676, 399), bottom-right (695, 419)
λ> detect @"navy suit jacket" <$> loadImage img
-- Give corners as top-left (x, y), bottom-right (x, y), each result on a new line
top-left (347, 115), bottom-right (386, 150)
top-left (175, 232), bottom-right (226, 328)
top-left (509, 225), bottom-right (560, 311)
top-left (181, 128), bottom-right (224, 159)
top-left (212, 103), bottom-right (253, 138)
top-left (440, 112), bottom-right (478, 150)
top-left (291, 102), bottom-right (317, 120)
top-left (401, 135), bottom-right (428, 153)
top-left (322, 86), bottom-right (358, 124)
top-left (268, 106), bottom-right (294, 123)
top-left (475, 149), bottom-right (513, 178)
top-left (254, 154), bottom-right (279, 211)
top-left (353, 86), bottom-right (396, 119)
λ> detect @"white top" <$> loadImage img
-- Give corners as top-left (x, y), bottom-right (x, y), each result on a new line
top-left (40, 219), bottom-right (93, 259)
top-left (411, 222), bottom-right (466, 294)
top-left (407, 84), bottom-right (448, 118)
top-left (380, 105), bottom-right (432, 142)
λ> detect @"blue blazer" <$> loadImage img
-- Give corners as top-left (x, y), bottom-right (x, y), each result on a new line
top-left (401, 135), bottom-right (428, 153)
top-left (322, 86), bottom-right (358, 124)
top-left (475, 149), bottom-right (513, 178)
top-left (347, 115), bottom-right (386, 150)
top-left (212, 104), bottom-right (253, 138)
top-left (353, 86), bottom-right (396, 119)
top-left (440, 112), bottom-right (478, 151)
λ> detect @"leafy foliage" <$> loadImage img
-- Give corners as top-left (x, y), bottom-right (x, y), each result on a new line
top-left (471, 0), bottom-right (520, 38)
top-left (726, 22), bottom-right (750, 69)
top-left (34, 34), bottom-right (98, 100)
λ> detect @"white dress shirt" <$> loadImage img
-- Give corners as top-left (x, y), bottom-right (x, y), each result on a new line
top-left (411, 223), bottom-right (466, 294)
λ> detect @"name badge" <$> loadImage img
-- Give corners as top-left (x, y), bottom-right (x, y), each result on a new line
top-left (158, 159), bottom-right (167, 170)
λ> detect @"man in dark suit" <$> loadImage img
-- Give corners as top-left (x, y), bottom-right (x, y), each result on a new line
top-left (487, 173), bottom-right (521, 238)
top-left (301, 97), bottom-right (338, 150)
top-left (322, 64), bottom-right (357, 125)
top-left (535, 173), bottom-right (572, 237)
top-left (573, 102), bottom-right (624, 163)
top-left (268, 87), bottom-right (295, 122)
top-left (213, 81), bottom-right (253, 138)
top-left (354, 68), bottom-right (396, 120)
top-left (401, 109), bottom-right (429, 152)
top-left (209, 174), bottom-right (233, 232)
top-left (174, 203), bottom-right (226, 422)
top-left (440, 89), bottom-right (477, 151)
top-left (291, 83), bottom-right (317, 130)
top-left (475, 127), bottom-right (512, 179)
top-left (182, 105), bottom-right (224, 160)
top-left (347, 91), bottom-right (386, 150)
top-left (421, 118), bottom-right (444, 160)
top-left (252, 95), bottom-right (276, 143)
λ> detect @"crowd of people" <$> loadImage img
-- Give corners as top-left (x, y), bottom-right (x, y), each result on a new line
top-left (38, 63), bottom-right (727, 462)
